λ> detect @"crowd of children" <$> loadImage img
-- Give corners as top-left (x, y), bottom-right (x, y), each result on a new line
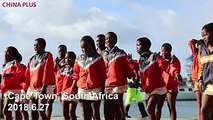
top-left (0, 22), bottom-right (212, 120)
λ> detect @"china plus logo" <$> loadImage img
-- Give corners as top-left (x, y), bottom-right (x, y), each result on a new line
top-left (2, 1), bottom-right (37, 8)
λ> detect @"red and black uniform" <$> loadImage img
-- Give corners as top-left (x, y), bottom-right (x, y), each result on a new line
top-left (139, 51), bottom-right (166, 94)
top-left (1, 60), bottom-right (26, 94)
top-left (25, 52), bottom-right (55, 90)
top-left (103, 46), bottom-right (135, 93)
top-left (54, 57), bottom-right (66, 73)
top-left (56, 65), bottom-right (77, 96)
top-left (161, 55), bottom-right (181, 92)
top-left (73, 53), bottom-right (106, 90)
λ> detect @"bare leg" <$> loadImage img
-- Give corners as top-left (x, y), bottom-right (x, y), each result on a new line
top-left (194, 91), bottom-right (202, 120)
top-left (147, 94), bottom-right (160, 120)
top-left (201, 94), bottom-right (211, 120)
top-left (39, 98), bottom-right (48, 120)
top-left (46, 99), bottom-right (54, 120)
top-left (3, 98), bottom-right (14, 120)
top-left (155, 94), bottom-right (166, 120)
top-left (80, 100), bottom-right (93, 120)
top-left (104, 99), bottom-right (115, 120)
top-left (166, 92), bottom-right (177, 120)
top-left (31, 98), bottom-right (39, 120)
top-left (63, 101), bottom-right (70, 120)
top-left (115, 94), bottom-right (124, 120)
top-left (70, 101), bottom-right (77, 120)
top-left (91, 100), bottom-right (101, 120)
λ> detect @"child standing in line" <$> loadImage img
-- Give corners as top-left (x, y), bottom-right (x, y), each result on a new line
top-left (1, 46), bottom-right (28, 120)
top-left (25, 38), bottom-right (55, 120)
top-left (46, 44), bottom-right (68, 120)
top-left (161, 43), bottom-right (182, 120)
top-left (103, 32), bottom-right (135, 120)
top-left (56, 51), bottom-right (78, 120)
top-left (136, 37), bottom-right (167, 120)
top-left (73, 35), bottom-right (106, 120)
top-left (199, 22), bottom-right (213, 120)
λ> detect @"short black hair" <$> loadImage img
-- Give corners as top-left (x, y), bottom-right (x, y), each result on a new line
top-left (162, 43), bottom-right (172, 52)
top-left (81, 35), bottom-right (96, 51)
top-left (67, 51), bottom-right (76, 59)
top-left (58, 44), bottom-right (67, 52)
top-left (107, 32), bottom-right (117, 44)
top-left (35, 38), bottom-right (46, 48)
top-left (97, 34), bottom-right (105, 40)
top-left (137, 37), bottom-right (151, 49)
top-left (202, 23), bottom-right (213, 33)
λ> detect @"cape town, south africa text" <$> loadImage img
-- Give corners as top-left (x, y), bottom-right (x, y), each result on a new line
top-left (7, 92), bottom-right (119, 101)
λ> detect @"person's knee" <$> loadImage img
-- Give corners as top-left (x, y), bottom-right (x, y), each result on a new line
top-left (201, 106), bottom-right (208, 113)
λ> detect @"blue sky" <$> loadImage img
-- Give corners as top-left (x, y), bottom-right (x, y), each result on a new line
top-left (0, 0), bottom-right (213, 77)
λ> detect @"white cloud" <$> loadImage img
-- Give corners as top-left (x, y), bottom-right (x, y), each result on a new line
top-left (0, 0), bottom-right (213, 77)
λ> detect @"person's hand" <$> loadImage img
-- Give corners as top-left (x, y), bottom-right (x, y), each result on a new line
top-left (198, 79), bottom-right (205, 93)
top-left (176, 73), bottom-right (183, 82)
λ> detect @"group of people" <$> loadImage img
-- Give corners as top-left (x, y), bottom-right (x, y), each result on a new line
top-left (0, 22), bottom-right (212, 120)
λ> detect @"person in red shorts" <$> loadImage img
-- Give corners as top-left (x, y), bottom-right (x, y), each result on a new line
top-left (1, 46), bottom-right (28, 120)
top-left (188, 39), bottom-right (204, 120)
top-left (161, 43), bottom-right (182, 120)
top-left (73, 35), bottom-right (106, 120)
top-left (56, 51), bottom-right (78, 120)
top-left (25, 38), bottom-right (55, 120)
top-left (136, 37), bottom-right (167, 120)
top-left (103, 32), bottom-right (135, 120)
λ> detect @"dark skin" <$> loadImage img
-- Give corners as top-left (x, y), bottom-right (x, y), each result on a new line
top-left (3, 48), bottom-right (15, 78)
top-left (161, 47), bottom-right (182, 82)
top-left (65, 53), bottom-right (75, 67)
top-left (3, 47), bottom-right (29, 120)
top-left (136, 41), bottom-right (149, 54)
top-left (34, 40), bottom-right (47, 93)
top-left (58, 47), bottom-right (67, 59)
top-left (201, 28), bottom-right (213, 120)
top-left (105, 33), bottom-right (116, 50)
top-left (161, 46), bottom-right (178, 120)
top-left (136, 40), bottom-right (165, 120)
top-left (32, 40), bottom-right (48, 120)
top-left (34, 40), bottom-right (45, 54)
top-left (62, 53), bottom-right (77, 120)
top-left (96, 36), bottom-right (105, 50)
top-left (80, 40), bottom-right (102, 120)
top-left (80, 41), bottom-right (95, 56)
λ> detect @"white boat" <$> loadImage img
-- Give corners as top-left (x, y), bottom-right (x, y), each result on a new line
top-left (176, 81), bottom-right (196, 100)
top-left (177, 86), bottom-right (196, 100)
